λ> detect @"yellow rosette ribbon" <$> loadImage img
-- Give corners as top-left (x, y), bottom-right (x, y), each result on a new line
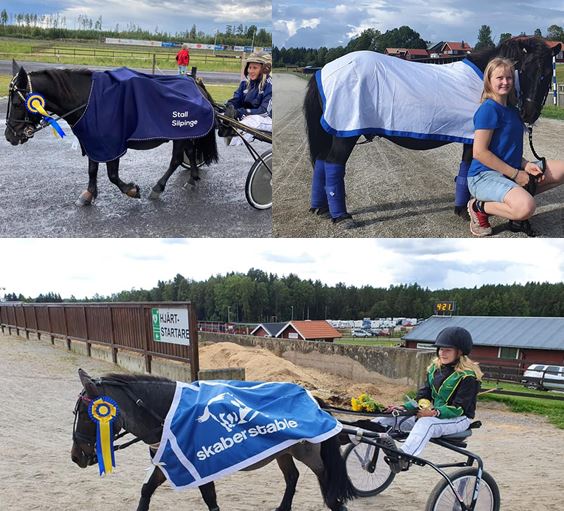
top-left (88, 396), bottom-right (119, 475)
top-left (24, 93), bottom-right (66, 138)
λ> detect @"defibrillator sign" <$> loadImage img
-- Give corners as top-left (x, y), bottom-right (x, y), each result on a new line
top-left (151, 308), bottom-right (190, 345)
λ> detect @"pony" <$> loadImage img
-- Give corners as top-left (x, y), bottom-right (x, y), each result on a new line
top-left (71, 369), bottom-right (355, 511)
top-left (304, 37), bottom-right (561, 230)
top-left (5, 61), bottom-right (219, 206)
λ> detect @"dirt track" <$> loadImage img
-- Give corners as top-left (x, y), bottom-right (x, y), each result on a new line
top-left (273, 73), bottom-right (564, 238)
top-left (1, 333), bottom-right (563, 511)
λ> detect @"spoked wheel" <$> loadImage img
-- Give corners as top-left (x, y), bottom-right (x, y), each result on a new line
top-left (245, 149), bottom-right (272, 210)
top-left (425, 468), bottom-right (500, 511)
top-left (342, 442), bottom-right (395, 497)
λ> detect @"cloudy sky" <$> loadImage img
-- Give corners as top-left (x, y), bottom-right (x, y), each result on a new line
top-left (0, 238), bottom-right (562, 299)
top-left (274, 0), bottom-right (564, 48)
top-left (3, 0), bottom-right (271, 36)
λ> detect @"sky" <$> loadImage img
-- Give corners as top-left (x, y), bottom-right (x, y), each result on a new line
top-left (0, 238), bottom-right (562, 299)
top-left (274, 0), bottom-right (564, 48)
top-left (2, 0), bottom-right (272, 36)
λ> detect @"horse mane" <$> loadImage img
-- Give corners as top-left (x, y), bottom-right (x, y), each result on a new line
top-left (102, 372), bottom-right (175, 385)
top-left (27, 68), bottom-right (93, 109)
top-left (468, 36), bottom-right (551, 70)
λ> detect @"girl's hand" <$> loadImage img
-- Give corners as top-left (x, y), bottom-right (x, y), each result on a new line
top-left (417, 408), bottom-right (438, 418)
top-left (515, 170), bottom-right (530, 187)
top-left (385, 404), bottom-right (406, 413)
top-left (524, 162), bottom-right (545, 183)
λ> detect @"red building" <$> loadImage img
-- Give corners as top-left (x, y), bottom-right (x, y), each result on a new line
top-left (277, 320), bottom-right (342, 343)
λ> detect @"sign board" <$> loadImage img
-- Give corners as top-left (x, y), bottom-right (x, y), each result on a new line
top-left (152, 307), bottom-right (190, 345)
top-left (288, 332), bottom-right (299, 339)
top-left (433, 301), bottom-right (457, 315)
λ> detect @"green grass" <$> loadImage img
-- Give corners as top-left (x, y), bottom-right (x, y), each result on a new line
top-left (0, 74), bottom-right (11, 95)
top-left (479, 380), bottom-right (564, 429)
top-left (0, 38), bottom-right (243, 73)
top-left (204, 83), bottom-right (238, 104)
top-left (335, 337), bottom-right (402, 347)
top-left (541, 104), bottom-right (564, 120)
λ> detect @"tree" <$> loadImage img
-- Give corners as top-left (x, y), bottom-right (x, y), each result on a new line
top-left (189, 24), bottom-right (197, 40)
top-left (547, 24), bottom-right (564, 41)
top-left (534, 28), bottom-right (542, 38)
top-left (475, 25), bottom-right (495, 51)
top-left (376, 26), bottom-right (427, 53)
top-left (0, 9), bottom-right (8, 26)
top-left (499, 33), bottom-right (512, 43)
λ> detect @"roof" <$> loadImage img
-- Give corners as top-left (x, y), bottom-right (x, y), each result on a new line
top-left (385, 48), bottom-right (407, 54)
top-left (406, 49), bottom-right (429, 56)
top-left (279, 320), bottom-right (342, 340)
top-left (443, 42), bottom-right (472, 51)
top-left (404, 316), bottom-right (564, 351)
top-left (250, 322), bottom-right (288, 337)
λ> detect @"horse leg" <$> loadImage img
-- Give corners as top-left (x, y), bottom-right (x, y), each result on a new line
top-left (136, 465), bottom-right (166, 511)
top-left (149, 141), bottom-right (185, 199)
top-left (274, 454), bottom-right (300, 511)
top-left (454, 144), bottom-right (473, 217)
top-left (198, 482), bottom-right (220, 511)
top-left (324, 136), bottom-right (359, 227)
top-left (106, 159), bottom-right (141, 198)
top-left (76, 159), bottom-right (99, 206)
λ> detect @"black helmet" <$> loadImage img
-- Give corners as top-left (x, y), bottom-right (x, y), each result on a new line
top-left (434, 326), bottom-right (473, 355)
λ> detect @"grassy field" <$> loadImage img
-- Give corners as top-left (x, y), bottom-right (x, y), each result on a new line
top-left (479, 380), bottom-right (564, 429)
top-left (0, 38), bottom-right (243, 73)
top-left (0, 74), bottom-right (11, 95)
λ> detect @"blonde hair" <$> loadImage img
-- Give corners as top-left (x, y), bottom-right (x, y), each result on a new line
top-left (430, 354), bottom-right (484, 381)
top-left (481, 57), bottom-right (517, 106)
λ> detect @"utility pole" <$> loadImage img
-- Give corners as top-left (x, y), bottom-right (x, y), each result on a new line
top-left (291, 305), bottom-right (294, 320)
top-left (227, 305), bottom-right (231, 323)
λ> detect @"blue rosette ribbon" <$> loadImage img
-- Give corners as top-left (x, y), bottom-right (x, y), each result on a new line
top-left (25, 93), bottom-right (66, 138)
top-left (88, 396), bottom-right (119, 475)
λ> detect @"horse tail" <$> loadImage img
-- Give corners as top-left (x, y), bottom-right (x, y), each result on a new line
top-left (195, 126), bottom-right (219, 165)
top-left (319, 434), bottom-right (356, 506)
top-left (303, 74), bottom-right (331, 166)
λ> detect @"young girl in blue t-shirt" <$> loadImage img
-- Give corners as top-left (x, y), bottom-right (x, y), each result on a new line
top-left (467, 57), bottom-right (564, 236)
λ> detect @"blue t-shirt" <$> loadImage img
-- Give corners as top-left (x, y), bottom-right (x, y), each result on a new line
top-left (468, 99), bottom-right (524, 177)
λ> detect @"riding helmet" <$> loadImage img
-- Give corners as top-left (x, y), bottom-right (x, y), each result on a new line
top-left (244, 52), bottom-right (269, 76)
top-left (434, 326), bottom-right (473, 355)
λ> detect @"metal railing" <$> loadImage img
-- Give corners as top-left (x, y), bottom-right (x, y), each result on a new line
top-left (0, 302), bottom-right (199, 380)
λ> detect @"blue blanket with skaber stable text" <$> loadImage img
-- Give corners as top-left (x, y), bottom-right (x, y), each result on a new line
top-left (151, 380), bottom-right (341, 490)
top-left (72, 68), bottom-right (214, 162)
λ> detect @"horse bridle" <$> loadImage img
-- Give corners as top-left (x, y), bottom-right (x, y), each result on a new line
top-left (6, 70), bottom-right (87, 141)
top-left (72, 379), bottom-right (167, 460)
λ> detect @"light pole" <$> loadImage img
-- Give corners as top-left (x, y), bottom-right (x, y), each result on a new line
top-left (290, 305), bottom-right (294, 321)
top-left (227, 305), bottom-right (231, 323)
top-left (213, 28), bottom-right (219, 55)
top-left (251, 27), bottom-right (256, 52)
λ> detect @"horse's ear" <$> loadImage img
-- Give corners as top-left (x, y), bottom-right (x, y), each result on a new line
top-left (552, 44), bottom-right (561, 57)
top-left (12, 59), bottom-right (20, 76)
top-left (16, 66), bottom-right (27, 88)
top-left (78, 368), bottom-right (99, 396)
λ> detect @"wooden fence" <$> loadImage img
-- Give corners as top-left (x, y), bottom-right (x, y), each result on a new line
top-left (0, 302), bottom-right (199, 380)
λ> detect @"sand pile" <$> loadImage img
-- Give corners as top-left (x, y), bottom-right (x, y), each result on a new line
top-left (199, 342), bottom-right (411, 406)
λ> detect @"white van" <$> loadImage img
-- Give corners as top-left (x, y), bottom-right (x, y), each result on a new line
top-left (521, 364), bottom-right (564, 391)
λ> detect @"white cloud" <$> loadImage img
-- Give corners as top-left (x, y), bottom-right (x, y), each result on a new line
top-left (0, 239), bottom-right (561, 299)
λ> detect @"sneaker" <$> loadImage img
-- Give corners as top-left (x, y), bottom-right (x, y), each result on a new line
top-left (467, 199), bottom-right (492, 237)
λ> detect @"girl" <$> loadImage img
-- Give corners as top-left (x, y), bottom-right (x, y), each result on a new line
top-left (376, 327), bottom-right (482, 473)
top-left (467, 57), bottom-right (564, 236)
top-left (225, 52), bottom-right (272, 145)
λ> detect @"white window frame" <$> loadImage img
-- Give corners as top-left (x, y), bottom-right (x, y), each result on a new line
top-left (497, 346), bottom-right (520, 360)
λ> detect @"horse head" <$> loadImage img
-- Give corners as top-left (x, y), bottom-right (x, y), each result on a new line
top-left (4, 61), bottom-right (42, 146)
top-left (512, 38), bottom-right (560, 124)
top-left (71, 369), bottom-right (123, 469)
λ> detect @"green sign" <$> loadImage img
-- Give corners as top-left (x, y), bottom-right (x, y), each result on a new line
top-left (151, 308), bottom-right (161, 341)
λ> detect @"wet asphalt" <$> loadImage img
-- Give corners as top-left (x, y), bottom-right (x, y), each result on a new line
top-left (0, 98), bottom-right (271, 237)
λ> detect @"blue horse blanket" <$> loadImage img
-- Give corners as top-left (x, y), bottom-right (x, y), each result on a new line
top-left (72, 68), bottom-right (215, 163)
top-left (317, 51), bottom-right (485, 143)
top-left (151, 380), bottom-right (341, 490)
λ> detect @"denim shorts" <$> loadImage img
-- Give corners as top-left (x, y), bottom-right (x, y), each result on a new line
top-left (467, 170), bottom-right (520, 203)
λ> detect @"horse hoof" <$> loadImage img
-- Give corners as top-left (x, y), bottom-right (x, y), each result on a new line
top-left (454, 205), bottom-right (469, 219)
top-left (75, 191), bottom-right (94, 207)
top-left (126, 185), bottom-right (141, 198)
top-left (309, 206), bottom-right (330, 219)
top-left (508, 220), bottom-right (538, 237)
top-left (332, 214), bottom-right (356, 229)
top-left (148, 190), bottom-right (161, 200)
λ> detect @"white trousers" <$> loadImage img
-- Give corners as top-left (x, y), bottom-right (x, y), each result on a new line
top-left (373, 415), bottom-right (471, 457)
top-left (229, 115), bottom-right (272, 146)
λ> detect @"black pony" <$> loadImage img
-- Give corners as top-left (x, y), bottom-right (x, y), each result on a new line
top-left (5, 62), bottom-right (218, 206)
top-left (71, 369), bottom-right (355, 511)
top-left (304, 37), bottom-right (561, 227)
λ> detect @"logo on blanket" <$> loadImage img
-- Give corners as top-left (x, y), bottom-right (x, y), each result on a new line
top-left (197, 392), bottom-right (262, 432)
top-left (172, 110), bottom-right (199, 128)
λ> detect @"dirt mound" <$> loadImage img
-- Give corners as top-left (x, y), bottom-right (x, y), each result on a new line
top-left (200, 342), bottom-right (411, 406)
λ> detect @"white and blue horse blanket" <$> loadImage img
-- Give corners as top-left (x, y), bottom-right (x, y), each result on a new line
top-left (152, 380), bottom-right (341, 490)
top-left (316, 51), bottom-right (485, 144)
top-left (72, 68), bottom-right (215, 163)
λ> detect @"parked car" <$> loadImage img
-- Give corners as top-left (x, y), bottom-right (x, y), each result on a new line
top-left (351, 328), bottom-right (370, 338)
top-left (521, 364), bottom-right (564, 391)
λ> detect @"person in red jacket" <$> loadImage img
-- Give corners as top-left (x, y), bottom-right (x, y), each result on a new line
top-left (176, 44), bottom-right (190, 75)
